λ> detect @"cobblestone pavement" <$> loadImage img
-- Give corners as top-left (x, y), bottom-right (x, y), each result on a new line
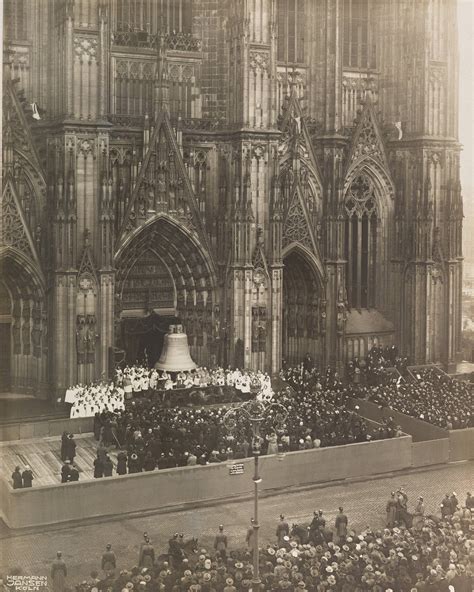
top-left (0, 462), bottom-right (472, 584)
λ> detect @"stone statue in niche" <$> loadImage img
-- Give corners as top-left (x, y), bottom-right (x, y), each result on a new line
top-left (76, 314), bottom-right (87, 364)
top-left (85, 314), bottom-right (97, 363)
top-left (12, 301), bottom-right (21, 354)
top-left (22, 302), bottom-right (31, 355)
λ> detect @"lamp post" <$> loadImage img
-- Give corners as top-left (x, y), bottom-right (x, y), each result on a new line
top-left (223, 377), bottom-right (288, 587)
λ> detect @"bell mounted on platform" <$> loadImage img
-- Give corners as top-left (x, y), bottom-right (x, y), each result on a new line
top-left (154, 324), bottom-right (197, 372)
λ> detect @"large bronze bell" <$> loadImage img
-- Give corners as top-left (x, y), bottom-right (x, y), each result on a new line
top-left (154, 324), bottom-right (197, 371)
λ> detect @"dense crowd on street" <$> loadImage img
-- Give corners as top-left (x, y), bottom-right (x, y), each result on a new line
top-left (41, 490), bottom-right (473, 592)
top-left (365, 367), bottom-right (473, 430)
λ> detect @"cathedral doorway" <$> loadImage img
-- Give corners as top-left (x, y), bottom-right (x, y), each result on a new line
top-left (0, 251), bottom-right (47, 395)
top-left (0, 281), bottom-right (12, 391)
top-left (282, 249), bottom-right (323, 368)
top-left (115, 215), bottom-right (216, 368)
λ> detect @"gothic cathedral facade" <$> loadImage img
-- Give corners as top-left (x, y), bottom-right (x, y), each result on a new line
top-left (1, 0), bottom-right (463, 397)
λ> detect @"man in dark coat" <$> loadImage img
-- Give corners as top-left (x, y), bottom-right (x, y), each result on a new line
top-left (60, 432), bottom-right (69, 461)
top-left (101, 543), bottom-right (116, 574)
top-left (168, 533), bottom-right (183, 566)
top-left (66, 434), bottom-right (76, 463)
top-left (103, 455), bottom-right (113, 477)
top-left (22, 466), bottom-right (34, 488)
top-left (11, 466), bottom-right (22, 489)
top-left (61, 462), bottom-right (71, 483)
top-left (143, 452), bottom-right (156, 471)
top-left (93, 455), bottom-right (104, 478)
top-left (116, 451), bottom-right (127, 475)
top-left (138, 534), bottom-right (155, 568)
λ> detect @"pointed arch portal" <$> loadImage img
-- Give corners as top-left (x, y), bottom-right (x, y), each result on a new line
top-left (115, 215), bottom-right (216, 366)
top-left (282, 247), bottom-right (324, 367)
top-left (0, 249), bottom-right (47, 394)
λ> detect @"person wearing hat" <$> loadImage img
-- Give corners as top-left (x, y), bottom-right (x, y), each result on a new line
top-left (11, 466), bottom-right (22, 489)
top-left (386, 492), bottom-right (397, 527)
top-left (276, 514), bottom-right (290, 546)
top-left (168, 533), bottom-right (183, 568)
top-left (51, 551), bottom-right (67, 592)
top-left (335, 506), bottom-right (348, 544)
top-left (65, 433), bottom-right (76, 463)
top-left (214, 525), bottom-right (228, 561)
top-left (223, 576), bottom-right (236, 592)
top-left (60, 431), bottom-right (69, 462)
top-left (138, 534), bottom-right (155, 569)
top-left (117, 451), bottom-right (128, 475)
top-left (21, 465), bottom-right (34, 488)
top-left (103, 454), bottom-right (114, 477)
top-left (101, 544), bottom-right (117, 574)
top-left (93, 453), bottom-right (104, 478)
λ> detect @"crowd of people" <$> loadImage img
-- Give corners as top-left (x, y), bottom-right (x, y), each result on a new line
top-left (41, 490), bottom-right (473, 592)
top-left (346, 346), bottom-right (410, 387)
top-left (114, 366), bottom-right (274, 398)
top-left (67, 382), bottom-right (125, 419)
top-left (66, 367), bottom-right (274, 418)
top-left (85, 367), bottom-right (397, 479)
top-left (365, 368), bottom-right (473, 430)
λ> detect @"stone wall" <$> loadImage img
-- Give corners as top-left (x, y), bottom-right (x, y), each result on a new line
top-left (0, 436), bottom-right (413, 529)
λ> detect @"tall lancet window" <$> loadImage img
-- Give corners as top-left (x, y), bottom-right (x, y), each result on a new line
top-left (116, 0), bottom-right (193, 34)
top-left (344, 174), bottom-right (378, 309)
top-left (343, 0), bottom-right (375, 69)
top-left (277, 0), bottom-right (305, 64)
top-left (4, 0), bottom-right (28, 41)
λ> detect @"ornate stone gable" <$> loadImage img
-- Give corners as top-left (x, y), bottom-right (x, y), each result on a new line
top-left (117, 111), bottom-right (211, 256)
top-left (1, 177), bottom-right (41, 269)
top-left (282, 185), bottom-right (314, 252)
top-left (278, 89), bottom-right (324, 191)
top-left (346, 99), bottom-right (390, 172)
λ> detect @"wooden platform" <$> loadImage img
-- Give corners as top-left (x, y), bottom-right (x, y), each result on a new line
top-left (0, 434), bottom-right (120, 486)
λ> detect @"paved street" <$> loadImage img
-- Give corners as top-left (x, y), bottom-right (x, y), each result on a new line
top-left (0, 462), bottom-right (472, 584)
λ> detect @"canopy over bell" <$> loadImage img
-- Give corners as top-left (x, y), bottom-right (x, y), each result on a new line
top-left (154, 324), bottom-right (197, 372)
